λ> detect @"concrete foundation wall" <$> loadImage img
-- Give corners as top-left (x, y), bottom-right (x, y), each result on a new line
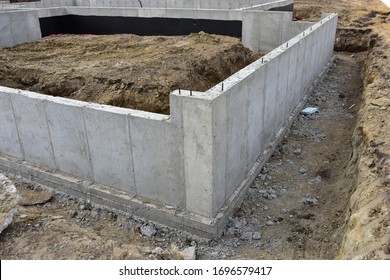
top-left (37, 7), bottom-right (312, 51)
top-left (168, 13), bottom-right (338, 218)
top-left (0, 10), bottom-right (41, 47)
top-left (0, 5), bottom-right (338, 236)
top-left (6, 0), bottom-right (289, 9)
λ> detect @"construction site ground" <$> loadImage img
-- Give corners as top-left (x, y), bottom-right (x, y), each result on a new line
top-left (1, 0), bottom-right (390, 259)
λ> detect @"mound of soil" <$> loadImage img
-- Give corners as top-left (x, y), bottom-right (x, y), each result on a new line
top-left (0, 33), bottom-right (262, 114)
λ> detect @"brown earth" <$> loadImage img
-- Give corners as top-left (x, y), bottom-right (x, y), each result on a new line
top-left (0, 33), bottom-right (260, 114)
top-left (1, 0), bottom-right (390, 260)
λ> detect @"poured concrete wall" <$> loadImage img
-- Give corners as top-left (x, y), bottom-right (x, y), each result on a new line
top-left (1, 6), bottom-right (311, 51)
top-left (0, 10), bottom-right (41, 47)
top-left (10, 0), bottom-right (291, 9)
top-left (0, 12), bottom-right (337, 237)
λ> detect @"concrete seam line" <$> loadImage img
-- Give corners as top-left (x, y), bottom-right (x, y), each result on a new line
top-left (43, 99), bottom-right (58, 170)
top-left (126, 114), bottom-right (137, 195)
top-left (179, 97), bottom-right (186, 209)
top-left (81, 107), bottom-right (94, 181)
top-left (8, 93), bottom-right (25, 161)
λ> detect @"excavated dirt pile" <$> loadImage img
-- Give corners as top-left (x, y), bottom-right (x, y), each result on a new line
top-left (0, 33), bottom-right (261, 114)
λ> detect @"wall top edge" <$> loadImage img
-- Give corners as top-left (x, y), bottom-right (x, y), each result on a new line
top-left (0, 86), bottom-right (170, 121)
top-left (202, 13), bottom-right (338, 101)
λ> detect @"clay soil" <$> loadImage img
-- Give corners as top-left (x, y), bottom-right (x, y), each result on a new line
top-left (0, 33), bottom-right (260, 114)
top-left (1, 0), bottom-right (390, 260)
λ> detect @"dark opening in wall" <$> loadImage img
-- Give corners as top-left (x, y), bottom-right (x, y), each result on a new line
top-left (268, 3), bottom-right (294, 12)
top-left (39, 15), bottom-right (243, 38)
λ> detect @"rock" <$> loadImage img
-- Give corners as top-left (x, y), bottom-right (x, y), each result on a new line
top-left (226, 227), bottom-right (236, 236)
top-left (309, 175), bottom-right (322, 184)
top-left (51, 215), bottom-right (64, 220)
top-left (299, 167), bottom-right (307, 174)
top-left (371, 97), bottom-right (390, 108)
top-left (79, 204), bottom-right (86, 210)
top-left (151, 247), bottom-right (164, 255)
top-left (240, 231), bottom-right (253, 241)
top-left (266, 220), bottom-right (274, 226)
top-left (302, 197), bottom-right (319, 205)
top-left (293, 148), bottom-right (302, 155)
top-left (181, 246), bottom-right (196, 260)
top-left (69, 209), bottom-right (78, 218)
top-left (19, 214), bottom-right (27, 219)
top-left (229, 217), bottom-right (246, 229)
top-left (216, 212), bottom-right (223, 219)
top-left (252, 232), bottom-right (262, 240)
top-left (0, 174), bottom-right (20, 234)
top-left (19, 188), bottom-right (53, 206)
top-left (140, 224), bottom-right (157, 238)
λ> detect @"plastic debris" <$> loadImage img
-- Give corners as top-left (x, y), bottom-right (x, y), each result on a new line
top-left (301, 107), bottom-right (319, 115)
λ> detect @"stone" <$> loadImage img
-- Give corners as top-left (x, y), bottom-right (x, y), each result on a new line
top-left (69, 209), bottom-right (77, 218)
top-left (51, 215), bottom-right (64, 220)
top-left (181, 246), bottom-right (196, 260)
top-left (140, 224), bottom-right (157, 238)
top-left (309, 175), bottom-right (322, 184)
top-left (299, 167), bottom-right (307, 174)
top-left (19, 214), bottom-right (27, 219)
top-left (19, 188), bottom-right (53, 206)
top-left (266, 220), bottom-right (274, 226)
top-left (151, 247), bottom-right (164, 254)
top-left (302, 197), bottom-right (319, 205)
top-left (0, 174), bottom-right (20, 234)
top-left (252, 232), bottom-right (262, 240)
top-left (293, 148), bottom-right (302, 155)
top-left (229, 217), bottom-right (246, 229)
top-left (371, 97), bottom-right (390, 108)
top-left (240, 231), bottom-right (253, 241)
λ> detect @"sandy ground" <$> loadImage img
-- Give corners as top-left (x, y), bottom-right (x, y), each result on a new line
top-left (1, 0), bottom-right (390, 260)
top-left (0, 33), bottom-right (260, 114)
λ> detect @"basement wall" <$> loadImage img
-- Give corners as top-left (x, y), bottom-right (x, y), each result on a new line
top-left (6, 0), bottom-right (293, 10)
top-left (0, 7), bottom-right (313, 50)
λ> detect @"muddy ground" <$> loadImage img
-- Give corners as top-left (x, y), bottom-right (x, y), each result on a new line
top-left (1, 0), bottom-right (390, 260)
top-left (0, 33), bottom-right (260, 114)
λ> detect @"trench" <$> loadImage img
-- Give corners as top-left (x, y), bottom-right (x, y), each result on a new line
top-left (196, 27), bottom-right (389, 259)
top-left (195, 49), bottom-right (366, 259)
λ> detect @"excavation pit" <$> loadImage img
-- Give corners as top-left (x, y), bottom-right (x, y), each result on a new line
top-left (0, 1), bottom-right (338, 238)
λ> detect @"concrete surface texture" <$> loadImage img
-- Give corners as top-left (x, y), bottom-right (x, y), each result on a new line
top-left (0, 10), bottom-right (337, 236)
top-left (8, 0), bottom-right (292, 9)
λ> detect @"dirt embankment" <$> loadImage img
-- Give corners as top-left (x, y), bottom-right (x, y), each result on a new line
top-left (0, 33), bottom-right (260, 115)
top-left (295, 0), bottom-right (390, 259)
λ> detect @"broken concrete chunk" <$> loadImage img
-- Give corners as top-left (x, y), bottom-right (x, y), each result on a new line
top-left (252, 232), bottom-right (262, 240)
top-left (0, 174), bottom-right (20, 234)
top-left (240, 231), bottom-right (253, 241)
top-left (140, 224), bottom-right (157, 238)
top-left (181, 246), bottom-right (196, 260)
